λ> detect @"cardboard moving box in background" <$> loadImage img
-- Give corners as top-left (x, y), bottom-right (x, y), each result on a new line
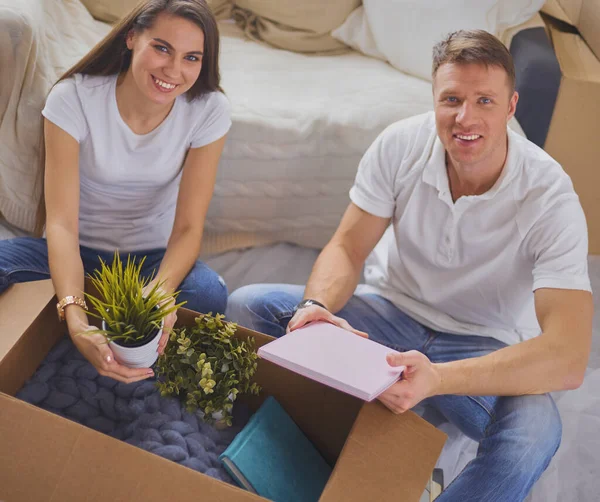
top-left (540, 12), bottom-right (600, 254)
top-left (0, 280), bottom-right (446, 502)
top-left (543, 0), bottom-right (600, 60)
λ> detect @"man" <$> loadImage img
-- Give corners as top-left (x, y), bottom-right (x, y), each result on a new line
top-left (226, 30), bottom-right (593, 501)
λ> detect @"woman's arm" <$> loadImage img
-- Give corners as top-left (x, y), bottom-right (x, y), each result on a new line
top-left (150, 135), bottom-right (227, 293)
top-left (43, 119), bottom-right (87, 332)
top-left (44, 118), bottom-right (152, 382)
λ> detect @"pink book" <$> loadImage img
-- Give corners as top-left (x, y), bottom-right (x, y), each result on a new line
top-left (257, 322), bottom-right (405, 401)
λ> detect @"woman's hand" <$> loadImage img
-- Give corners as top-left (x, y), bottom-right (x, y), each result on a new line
top-left (286, 305), bottom-right (369, 338)
top-left (142, 283), bottom-right (178, 356)
top-left (67, 314), bottom-right (154, 383)
top-left (158, 307), bottom-right (177, 355)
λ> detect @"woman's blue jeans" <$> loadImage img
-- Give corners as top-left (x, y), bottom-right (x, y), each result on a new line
top-left (0, 237), bottom-right (227, 314)
top-left (227, 284), bottom-right (562, 502)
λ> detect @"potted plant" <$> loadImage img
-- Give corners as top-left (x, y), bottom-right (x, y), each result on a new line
top-left (84, 253), bottom-right (185, 369)
top-left (155, 313), bottom-right (261, 427)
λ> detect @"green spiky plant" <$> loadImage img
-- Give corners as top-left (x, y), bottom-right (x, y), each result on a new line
top-left (155, 313), bottom-right (260, 427)
top-left (84, 252), bottom-right (185, 346)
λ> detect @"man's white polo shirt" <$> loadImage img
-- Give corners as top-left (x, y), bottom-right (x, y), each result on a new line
top-left (350, 112), bottom-right (591, 346)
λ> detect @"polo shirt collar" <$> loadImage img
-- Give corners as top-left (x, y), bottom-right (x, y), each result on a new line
top-left (422, 127), bottom-right (521, 201)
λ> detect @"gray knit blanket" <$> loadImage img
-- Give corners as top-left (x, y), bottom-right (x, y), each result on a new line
top-left (17, 335), bottom-right (250, 484)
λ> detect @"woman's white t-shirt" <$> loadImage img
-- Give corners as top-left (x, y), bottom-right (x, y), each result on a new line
top-left (42, 74), bottom-right (231, 251)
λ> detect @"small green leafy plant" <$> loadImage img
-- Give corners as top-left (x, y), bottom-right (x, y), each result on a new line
top-left (84, 252), bottom-right (185, 346)
top-left (155, 313), bottom-right (260, 427)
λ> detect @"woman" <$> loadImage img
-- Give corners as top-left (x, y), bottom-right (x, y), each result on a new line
top-left (0, 0), bottom-right (230, 383)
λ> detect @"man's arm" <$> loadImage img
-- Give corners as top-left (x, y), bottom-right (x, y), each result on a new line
top-left (381, 288), bottom-right (593, 413)
top-left (286, 203), bottom-right (389, 334)
top-left (436, 287), bottom-right (592, 395)
top-left (302, 202), bottom-right (389, 312)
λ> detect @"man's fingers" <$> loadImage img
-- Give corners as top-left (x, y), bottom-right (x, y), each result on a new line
top-left (287, 312), bottom-right (305, 332)
top-left (330, 316), bottom-right (368, 338)
top-left (386, 380), bottom-right (414, 401)
top-left (287, 305), bottom-right (334, 333)
top-left (377, 394), bottom-right (407, 415)
top-left (288, 309), bottom-right (321, 332)
top-left (386, 350), bottom-right (422, 368)
top-left (380, 381), bottom-right (403, 399)
top-left (288, 309), bottom-right (367, 339)
top-left (380, 381), bottom-right (405, 401)
top-left (350, 327), bottom-right (369, 338)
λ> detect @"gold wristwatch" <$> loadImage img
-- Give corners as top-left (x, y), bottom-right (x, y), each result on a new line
top-left (56, 296), bottom-right (88, 321)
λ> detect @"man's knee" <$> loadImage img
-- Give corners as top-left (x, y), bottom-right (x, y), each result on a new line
top-left (227, 285), bottom-right (300, 335)
top-left (227, 285), bottom-right (290, 323)
top-left (505, 394), bottom-right (562, 472)
top-left (529, 395), bottom-right (562, 463)
top-left (0, 238), bottom-right (50, 292)
top-left (227, 285), bottom-right (259, 324)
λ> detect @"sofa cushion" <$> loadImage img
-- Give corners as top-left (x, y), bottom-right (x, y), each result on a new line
top-left (0, 0), bottom-right (111, 232)
top-left (79, 0), bottom-right (233, 23)
top-left (334, 0), bottom-right (547, 81)
top-left (331, 6), bottom-right (386, 61)
top-left (232, 0), bottom-right (359, 53)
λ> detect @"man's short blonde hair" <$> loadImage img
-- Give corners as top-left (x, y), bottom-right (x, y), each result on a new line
top-left (432, 30), bottom-right (516, 92)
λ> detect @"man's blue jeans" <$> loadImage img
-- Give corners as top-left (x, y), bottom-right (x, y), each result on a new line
top-left (227, 284), bottom-right (562, 502)
top-left (0, 237), bottom-right (228, 314)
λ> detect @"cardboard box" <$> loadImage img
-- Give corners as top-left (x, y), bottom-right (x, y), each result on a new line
top-left (541, 17), bottom-right (600, 254)
top-left (0, 280), bottom-right (446, 502)
top-left (542, 0), bottom-right (600, 60)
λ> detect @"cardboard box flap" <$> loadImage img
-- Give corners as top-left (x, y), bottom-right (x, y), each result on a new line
top-left (579, 1), bottom-right (600, 61)
top-left (542, 0), bottom-right (581, 25)
top-left (0, 280), bottom-right (64, 396)
top-left (542, 0), bottom-right (600, 60)
top-left (0, 394), bottom-right (265, 502)
top-left (0, 280), bottom-right (55, 362)
top-left (320, 402), bottom-right (447, 502)
top-left (550, 23), bottom-right (600, 82)
top-left (543, 16), bottom-right (600, 253)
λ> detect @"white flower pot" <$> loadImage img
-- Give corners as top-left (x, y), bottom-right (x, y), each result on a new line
top-left (103, 320), bottom-right (163, 369)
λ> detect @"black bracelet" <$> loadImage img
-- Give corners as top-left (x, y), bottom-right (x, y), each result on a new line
top-left (293, 298), bottom-right (328, 313)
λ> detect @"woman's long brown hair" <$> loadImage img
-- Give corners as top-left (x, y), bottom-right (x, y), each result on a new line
top-left (34, 0), bottom-right (222, 235)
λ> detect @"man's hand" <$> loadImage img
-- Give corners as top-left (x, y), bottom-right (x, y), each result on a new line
top-left (378, 350), bottom-right (442, 414)
top-left (287, 305), bottom-right (368, 338)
